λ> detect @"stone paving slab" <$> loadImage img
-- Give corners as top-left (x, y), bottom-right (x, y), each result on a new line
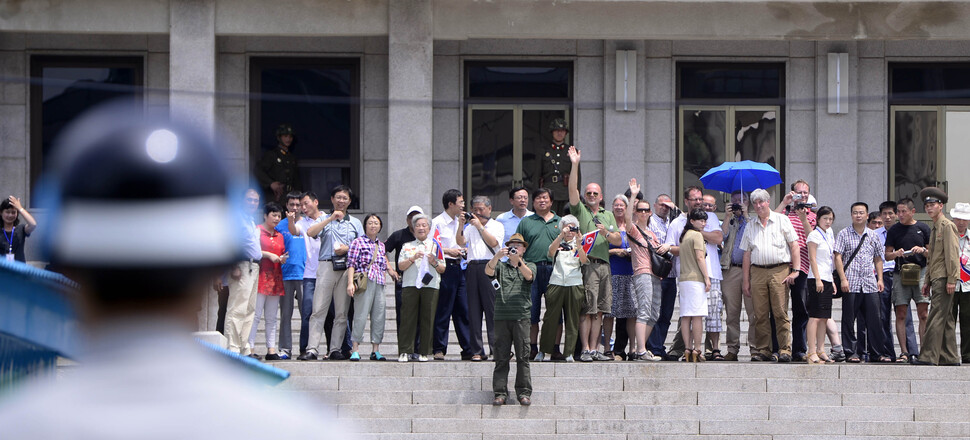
top-left (699, 391), bottom-right (842, 406)
top-left (556, 419), bottom-right (699, 435)
top-left (625, 377), bottom-right (767, 392)
top-left (624, 404), bottom-right (768, 421)
top-left (699, 420), bottom-right (846, 436)
top-left (765, 378), bottom-right (911, 394)
top-left (410, 418), bottom-right (557, 434)
top-left (694, 363), bottom-right (838, 379)
top-left (767, 405), bottom-right (914, 421)
top-left (337, 376), bottom-right (482, 391)
top-left (338, 404), bottom-right (482, 419)
top-left (845, 421), bottom-right (970, 437)
top-left (484, 404), bottom-right (624, 420)
top-left (555, 390), bottom-right (697, 405)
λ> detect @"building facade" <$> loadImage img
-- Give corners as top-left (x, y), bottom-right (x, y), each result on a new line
top-left (4, 0), bottom-right (970, 261)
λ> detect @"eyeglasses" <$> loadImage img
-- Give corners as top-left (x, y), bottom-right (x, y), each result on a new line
top-left (585, 192), bottom-right (600, 196)
top-left (636, 208), bottom-right (651, 213)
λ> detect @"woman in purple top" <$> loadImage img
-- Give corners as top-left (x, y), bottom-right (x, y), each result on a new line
top-left (347, 214), bottom-right (394, 361)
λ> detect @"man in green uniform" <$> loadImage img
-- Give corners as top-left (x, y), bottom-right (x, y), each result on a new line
top-left (566, 146), bottom-right (622, 362)
top-left (256, 123), bottom-right (301, 204)
top-left (917, 186), bottom-right (962, 366)
top-left (486, 233), bottom-right (536, 406)
top-left (536, 118), bottom-right (580, 215)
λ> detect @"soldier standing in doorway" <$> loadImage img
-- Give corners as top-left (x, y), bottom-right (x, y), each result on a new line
top-left (256, 123), bottom-right (301, 205)
top-left (536, 118), bottom-right (580, 216)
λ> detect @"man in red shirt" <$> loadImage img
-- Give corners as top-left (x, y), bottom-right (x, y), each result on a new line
top-left (774, 179), bottom-right (816, 361)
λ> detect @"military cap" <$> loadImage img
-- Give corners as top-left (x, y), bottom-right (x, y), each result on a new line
top-left (275, 123), bottom-right (295, 137)
top-left (920, 186), bottom-right (948, 205)
top-left (549, 118), bottom-right (569, 133)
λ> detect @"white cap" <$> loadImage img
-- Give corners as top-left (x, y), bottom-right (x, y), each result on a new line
top-left (406, 205), bottom-right (424, 216)
top-left (950, 202), bottom-right (970, 221)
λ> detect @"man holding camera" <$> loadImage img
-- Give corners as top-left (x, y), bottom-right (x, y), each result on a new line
top-left (774, 180), bottom-right (816, 361)
top-left (459, 196), bottom-right (505, 361)
top-left (486, 234), bottom-right (536, 406)
top-left (720, 190), bottom-right (756, 361)
top-left (433, 189), bottom-right (474, 360)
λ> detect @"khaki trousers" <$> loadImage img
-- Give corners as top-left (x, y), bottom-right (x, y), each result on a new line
top-left (750, 265), bottom-right (791, 356)
top-left (920, 278), bottom-right (961, 365)
top-left (225, 261), bottom-right (259, 354)
top-left (722, 265), bottom-right (757, 355)
top-left (306, 262), bottom-right (351, 354)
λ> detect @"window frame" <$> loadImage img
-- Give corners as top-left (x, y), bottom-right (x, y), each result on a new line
top-left (29, 55), bottom-right (145, 200)
top-left (248, 56), bottom-right (361, 211)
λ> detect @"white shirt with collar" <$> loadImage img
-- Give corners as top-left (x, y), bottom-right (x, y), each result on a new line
top-left (464, 219), bottom-right (505, 261)
top-left (432, 211), bottom-right (462, 259)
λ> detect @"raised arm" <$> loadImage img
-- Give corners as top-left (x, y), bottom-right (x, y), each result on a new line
top-left (567, 146), bottom-right (581, 208)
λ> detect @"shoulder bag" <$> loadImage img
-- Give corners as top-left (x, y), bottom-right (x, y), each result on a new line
top-left (833, 233), bottom-right (867, 298)
top-left (352, 241), bottom-right (378, 292)
top-left (629, 224), bottom-right (673, 279)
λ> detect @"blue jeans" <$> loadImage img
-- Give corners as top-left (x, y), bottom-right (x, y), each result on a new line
top-left (529, 264), bottom-right (554, 325)
top-left (647, 277), bottom-right (678, 356)
top-left (433, 263), bottom-right (472, 356)
top-left (299, 278), bottom-right (316, 354)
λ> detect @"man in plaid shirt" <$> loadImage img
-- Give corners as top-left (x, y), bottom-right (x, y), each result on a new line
top-left (834, 202), bottom-right (891, 363)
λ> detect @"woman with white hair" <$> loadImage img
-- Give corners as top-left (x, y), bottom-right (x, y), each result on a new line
top-left (397, 213), bottom-right (447, 362)
top-left (535, 215), bottom-right (588, 362)
top-left (604, 194), bottom-right (636, 360)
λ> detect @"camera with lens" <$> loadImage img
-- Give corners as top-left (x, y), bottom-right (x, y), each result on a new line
top-left (794, 202), bottom-right (813, 210)
top-left (490, 279), bottom-right (501, 290)
top-left (559, 242), bottom-right (573, 251)
top-left (463, 212), bottom-right (474, 221)
top-left (793, 193), bottom-right (803, 201)
top-left (508, 247), bottom-right (517, 255)
top-left (730, 203), bottom-right (742, 213)
top-left (567, 225), bottom-right (579, 232)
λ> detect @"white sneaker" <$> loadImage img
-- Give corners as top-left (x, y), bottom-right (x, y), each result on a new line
top-left (541, 353), bottom-right (551, 362)
top-left (534, 352), bottom-right (545, 362)
top-left (418, 355), bottom-right (429, 362)
top-left (398, 353), bottom-right (409, 363)
top-left (636, 351), bottom-right (661, 362)
top-left (565, 355), bottom-right (574, 363)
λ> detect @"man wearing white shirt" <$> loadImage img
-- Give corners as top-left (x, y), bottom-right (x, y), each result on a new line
top-left (496, 187), bottom-right (533, 245)
top-left (663, 186), bottom-right (724, 360)
top-left (290, 192), bottom-right (326, 358)
top-left (432, 189), bottom-right (474, 360)
top-left (461, 195), bottom-right (505, 361)
top-left (646, 194), bottom-right (681, 358)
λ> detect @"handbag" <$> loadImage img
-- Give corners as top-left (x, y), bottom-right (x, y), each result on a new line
top-left (629, 224), bottom-right (673, 278)
top-left (833, 233), bottom-right (867, 298)
top-left (899, 263), bottom-right (921, 287)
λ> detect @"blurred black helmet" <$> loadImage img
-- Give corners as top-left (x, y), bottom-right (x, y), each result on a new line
top-left (37, 104), bottom-right (244, 269)
top-left (275, 123), bottom-right (295, 138)
top-left (549, 118), bottom-right (569, 132)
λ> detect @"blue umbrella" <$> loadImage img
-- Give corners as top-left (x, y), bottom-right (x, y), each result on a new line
top-left (699, 160), bottom-right (782, 194)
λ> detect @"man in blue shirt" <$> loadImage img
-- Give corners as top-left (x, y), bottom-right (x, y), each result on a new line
top-left (225, 187), bottom-right (262, 356)
top-left (277, 191), bottom-right (307, 360)
top-left (496, 187), bottom-right (533, 245)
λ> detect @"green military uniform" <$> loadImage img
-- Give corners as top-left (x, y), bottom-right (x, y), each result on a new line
top-left (255, 147), bottom-right (300, 203)
top-left (921, 213), bottom-right (961, 365)
top-left (537, 142), bottom-right (579, 215)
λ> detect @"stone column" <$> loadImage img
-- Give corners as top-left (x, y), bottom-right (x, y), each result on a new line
top-left (170, 0), bottom-right (217, 330)
top-left (815, 41), bottom-right (858, 230)
top-left (387, 0), bottom-right (433, 231)
top-left (169, 0), bottom-right (216, 139)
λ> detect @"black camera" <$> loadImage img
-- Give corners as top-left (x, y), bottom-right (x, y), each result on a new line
top-left (568, 225), bottom-right (579, 232)
top-left (794, 202), bottom-right (813, 210)
top-left (592, 216), bottom-right (602, 225)
top-left (463, 212), bottom-right (474, 221)
top-left (731, 203), bottom-right (742, 212)
top-left (559, 242), bottom-right (573, 251)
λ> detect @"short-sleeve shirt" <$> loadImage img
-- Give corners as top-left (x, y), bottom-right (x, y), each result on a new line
top-left (295, 214), bottom-right (325, 278)
top-left (665, 212), bottom-right (723, 280)
top-left (806, 227), bottom-right (835, 282)
top-left (384, 226), bottom-right (416, 276)
top-left (569, 202), bottom-right (618, 262)
top-left (316, 215), bottom-right (364, 261)
top-left (1, 224), bottom-right (30, 263)
top-left (885, 221), bottom-right (931, 269)
top-left (275, 218), bottom-right (306, 281)
top-left (258, 225), bottom-right (285, 296)
top-left (493, 260), bottom-right (536, 321)
top-left (496, 210), bottom-right (533, 245)
top-left (550, 238), bottom-right (584, 286)
top-left (399, 238), bottom-right (443, 289)
top-left (833, 227), bottom-right (883, 293)
top-left (348, 236), bottom-right (388, 285)
top-left (240, 214), bottom-right (261, 261)
top-left (678, 229), bottom-right (707, 283)
top-left (516, 213), bottom-right (562, 264)
top-left (463, 219), bottom-right (504, 260)
top-left (739, 211), bottom-right (798, 266)
top-left (787, 210), bottom-right (817, 274)
top-left (432, 212), bottom-right (462, 260)
top-left (958, 232), bottom-right (970, 292)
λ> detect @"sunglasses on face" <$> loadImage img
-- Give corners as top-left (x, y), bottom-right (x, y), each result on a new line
top-left (586, 192), bottom-right (600, 197)
top-left (636, 208), bottom-right (651, 213)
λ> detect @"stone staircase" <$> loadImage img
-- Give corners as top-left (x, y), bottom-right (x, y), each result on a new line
top-left (270, 360), bottom-right (970, 439)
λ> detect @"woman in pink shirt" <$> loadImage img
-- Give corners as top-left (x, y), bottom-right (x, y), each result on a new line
top-left (249, 203), bottom-right (288, 360)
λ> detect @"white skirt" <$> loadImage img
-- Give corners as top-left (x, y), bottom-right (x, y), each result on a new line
top-left (678, 280), bottom-right (709, 317)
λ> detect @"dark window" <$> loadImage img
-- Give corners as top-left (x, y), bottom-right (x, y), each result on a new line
top-left (678, 63), bottom-right (784, 103)
top-left (29, 56), bottom-right (144, 195)
top-left (249, 58), bottom-right (360, 210)
top-left (890, 64), bottom-right (970, 104)
top-left (466, 63), bottom-right (572, 101)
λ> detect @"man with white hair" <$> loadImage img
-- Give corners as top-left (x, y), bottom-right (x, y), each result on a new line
top-left (460, 195), bottom-right (504, 361)
top-left (740, 188), bottom-right (800, 362)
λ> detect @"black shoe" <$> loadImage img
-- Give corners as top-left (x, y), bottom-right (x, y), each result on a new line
top-left (750, 353), bottom-right (768, 362)
top-left (529, 347), bottom-right (538, 360)
top-left (247, 353), bottom-right (262, 360)
top-left (264, 353), bottom-right (281, 361)
top-left (461, 354), bottom-right (474, 361)
top-left (298, 351), bottom-right (318, 361)
top-left (328, 351), bottom-right (346, 361)
top-left (664, 352), bottom-right (683, 362)
top-left (777, 353), bottom-right (792, 363)
top-left (518, 396), bottom-right (531, 406)
top-left (492, 396), bottom-right (506, 406)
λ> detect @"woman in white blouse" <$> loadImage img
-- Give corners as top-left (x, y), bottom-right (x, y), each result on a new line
top-left (806, 206), bottom-right (836, 364)
top-left (396, 214), bottom-right (446, 363)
